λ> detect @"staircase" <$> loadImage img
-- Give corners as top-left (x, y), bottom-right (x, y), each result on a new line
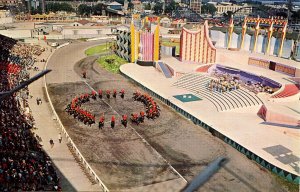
top-left (173, 73), bottom-right (263, 111)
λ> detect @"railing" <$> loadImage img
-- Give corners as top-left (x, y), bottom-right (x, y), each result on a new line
top-left (120, 69), bottom-right (300, 185)
top-left (43, 44), bottom-right (109, 192)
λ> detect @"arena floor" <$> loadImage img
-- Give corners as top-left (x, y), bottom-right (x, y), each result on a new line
top-left (46, 41), bottom-right (293, 191)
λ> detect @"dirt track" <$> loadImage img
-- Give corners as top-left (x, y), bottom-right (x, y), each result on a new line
top-left (48, 50), bottom-right (291, 191)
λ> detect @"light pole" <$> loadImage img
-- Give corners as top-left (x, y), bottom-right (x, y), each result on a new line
top-left (199, 0), bottom-right (202, 16)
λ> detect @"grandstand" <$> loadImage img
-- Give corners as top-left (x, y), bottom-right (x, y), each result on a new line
top-left (0, 34), bottom-right (60, 191)
top-left (271, 84), bottom-right (300, 98)
top-left (173, 73), bottom-right (263, 111)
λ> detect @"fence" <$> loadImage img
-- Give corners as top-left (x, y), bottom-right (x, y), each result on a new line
top-left (44, 44), bottom-right (109, 192)
top-left (120, 70), bottom-right (300, 185)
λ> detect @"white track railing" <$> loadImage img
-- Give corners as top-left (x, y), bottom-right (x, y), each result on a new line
top-left (43, 44), bottom-right (109, 192)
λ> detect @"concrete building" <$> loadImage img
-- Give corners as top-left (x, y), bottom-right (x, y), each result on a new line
top-left (189, 0), bottom-right (201, 14)
top-left (113, 26), bottom-right (131, 61)
top-left (213, 2), bottom-right (252, 16)
top-left (70, 19), bottom-right (92, 27)
top-left (0, 10), bottom-right (13, 24)
top-left (0, 0), bottom-right (22, 6)
top-left (61, 26), bottom-right (112, 39)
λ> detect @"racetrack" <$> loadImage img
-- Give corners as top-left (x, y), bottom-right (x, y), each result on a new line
top-left (46, 41), bottom-right (291, 192)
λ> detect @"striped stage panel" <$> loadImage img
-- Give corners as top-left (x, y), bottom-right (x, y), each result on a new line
top-left (140, 32), bottom-right (154, 61)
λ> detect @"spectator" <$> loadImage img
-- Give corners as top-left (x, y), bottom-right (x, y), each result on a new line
top-left (58, 133), bottom-right (62, 144)
top-left (0, 34), bottom-right (60, 191)
top-left (49, 139), bottom-right (54, 148)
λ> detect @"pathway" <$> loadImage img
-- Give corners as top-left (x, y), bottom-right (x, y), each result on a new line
top-left (27, 41), bottom-right (102, 191)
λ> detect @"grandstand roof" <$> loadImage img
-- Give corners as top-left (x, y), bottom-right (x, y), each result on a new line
top-left (107, 1), bottom-right (122, 6)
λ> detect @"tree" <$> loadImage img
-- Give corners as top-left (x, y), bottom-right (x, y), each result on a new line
top-left (128, 0), bottom-right (134, 11)
top-left (276, 11), bottom-right (287, 18)
top-left (78, 4), bottom-right (92, 16)
top-left (165, 0), bottom-right (176, 14)
top-left (46, 3), bottom-right (74, 13)
top-left (291, 10), bottom-right (300, 21)
top-left (92, 3), bottom-right (103, 15)
top-left (223, 11), bottom-right (233, 20)
top-left (201, 4), bottom-right (217, 17)
top-left (144, 3), bottom-right (151, 10)
top-left (31, 6), bottom-right (42, 14)
top-left (153, 2), bottom-right (163, 14)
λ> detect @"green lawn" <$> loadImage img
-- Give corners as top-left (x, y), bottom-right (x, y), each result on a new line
top-left (85, 43), bottom-right (112, 56)
top-left (161, 40), bottom-right (180, 55)
top-left (97, 54), bottom-right (127, 73)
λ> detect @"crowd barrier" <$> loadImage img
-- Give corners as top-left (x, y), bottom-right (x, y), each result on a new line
top-left (120, 70), bottom-right (300, 185)
top-left (44, 44), bottom-right (109, 192)
top-left (56, 42), bottom-right (70, 49)
top-left (87, 36), bottom-right (116, 41)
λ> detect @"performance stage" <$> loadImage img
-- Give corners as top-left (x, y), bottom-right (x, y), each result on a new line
top-left (120, 49), bottom-right (300, 182)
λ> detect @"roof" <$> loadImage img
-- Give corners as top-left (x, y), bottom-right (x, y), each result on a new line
top-left (107, 1), bottom-right (122, 6)
top-left (132, 0), bottom-right (141, 4)
top-left (76, 19), bottom-right (90, 25)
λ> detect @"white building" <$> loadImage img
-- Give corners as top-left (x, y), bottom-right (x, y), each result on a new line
top-left (62, 26), bottom-right (112, 39)
top-left (212, 2), bottom-right (252, 16)
top-left (0, 10), bottom-right (13, 24)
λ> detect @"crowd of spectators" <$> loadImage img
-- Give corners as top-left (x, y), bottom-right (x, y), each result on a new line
top-left (0, 34), bottom-right (60, 191)
top-left (243, 81), bottom-right (274, 94)
top-left (208, 73), bottom-right (240, 93)
top-left (211, 70), bottom-right (275, 94)
top-left (11, 43), bottom-right (45, 59)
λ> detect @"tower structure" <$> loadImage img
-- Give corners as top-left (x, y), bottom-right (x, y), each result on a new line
top-left (227, 15), bottom-right (234, 49)
top-left (189, 0), bottom-right (201, 15)
top-left (228, 17), bottom-right (288, 57)
top-left (179, 20), bottom-right (216, 64)
top-left (130, 15), bottom-right (160, 63)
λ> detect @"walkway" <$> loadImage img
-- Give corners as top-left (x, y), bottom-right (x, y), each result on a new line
top-left (27, 42), bottom-right (101, 191)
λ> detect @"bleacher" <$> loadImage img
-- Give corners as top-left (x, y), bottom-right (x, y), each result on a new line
top-left (271, 84), bottom-right (300, 98)
top-left (0, 34), bottom-right (60, 191)
top-left (173, 73), bottom-right (263, 111)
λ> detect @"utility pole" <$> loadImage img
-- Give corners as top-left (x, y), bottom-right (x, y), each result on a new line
top-left (287, 0), bottom-right (292, 21)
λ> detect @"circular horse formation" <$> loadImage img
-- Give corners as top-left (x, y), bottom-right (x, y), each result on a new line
top-left (65, 89), bottom-right (160, 129)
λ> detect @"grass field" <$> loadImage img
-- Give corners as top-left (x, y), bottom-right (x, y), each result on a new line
top-left (97, 54), bottom-right (127, 73)
top-left (85, 43), bottom-right (112, 56)
top-left (161, 40), bottom-right (180, 55)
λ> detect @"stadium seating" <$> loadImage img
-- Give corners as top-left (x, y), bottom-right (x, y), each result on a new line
top-left (271, 84), bottom-right (300, 98)
top-left (173, 73), bottom-right (263, 111)
top-left (0, 34), bottom-right (60, 191)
